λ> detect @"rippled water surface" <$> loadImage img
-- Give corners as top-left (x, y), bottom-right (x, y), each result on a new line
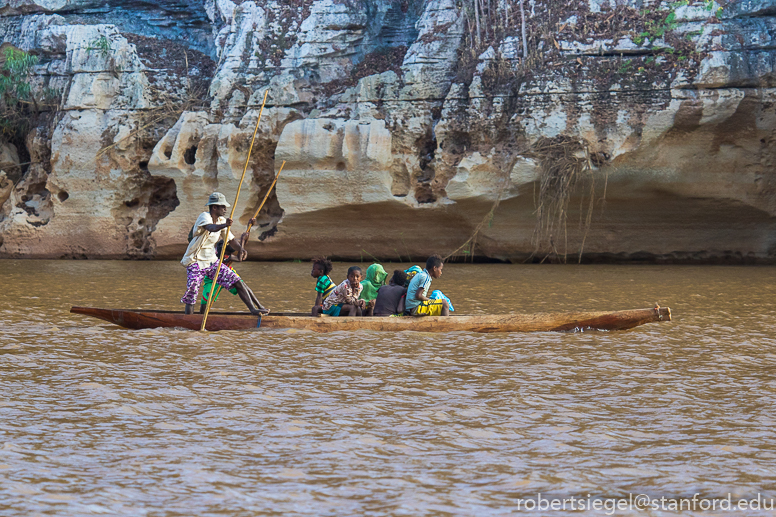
top-left (2, 260), bottom-right (776, 515)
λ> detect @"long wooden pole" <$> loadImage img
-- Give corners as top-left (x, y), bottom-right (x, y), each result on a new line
top-left (200, 89), bottom-right (270, 331)
top-left (241, 160), bottom-right (285, 247)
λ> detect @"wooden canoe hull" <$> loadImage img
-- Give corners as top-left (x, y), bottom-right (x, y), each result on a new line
top-left (70, 306), bottom-right (672, 333)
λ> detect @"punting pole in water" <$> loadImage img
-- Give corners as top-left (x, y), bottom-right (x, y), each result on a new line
top-left (200, 89), bottom-right (270, 331)
top-left (240, 160), bottom-right (285, 247)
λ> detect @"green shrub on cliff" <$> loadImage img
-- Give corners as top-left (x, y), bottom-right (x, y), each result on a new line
top-left (0, 46), bottom-right (40, 140)
top-left (633, 10), bottom-right (678, 45)
top-left (86, 35), bottom-right (111, 58)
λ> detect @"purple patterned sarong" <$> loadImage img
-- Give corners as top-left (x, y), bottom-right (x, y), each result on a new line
top-left (181, 262), bottom-right (241, 305)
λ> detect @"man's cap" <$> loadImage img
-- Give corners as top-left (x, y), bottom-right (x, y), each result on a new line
top-left (206, 192), bottom-right (230, 207)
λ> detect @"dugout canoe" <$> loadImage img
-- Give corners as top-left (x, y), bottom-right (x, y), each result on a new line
top-left (70, 306), bottom-right (671, 333)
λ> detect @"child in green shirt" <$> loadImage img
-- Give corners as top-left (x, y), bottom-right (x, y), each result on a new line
top-left (310, 256), bottom-right (334, 316)
top-left (199, 242), bottom-right (265, 314)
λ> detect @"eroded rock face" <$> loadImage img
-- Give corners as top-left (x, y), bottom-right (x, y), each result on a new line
top-left (0, 0), bottom-right (775, 262)
top-left (275, 118), bottom-right (395, 214)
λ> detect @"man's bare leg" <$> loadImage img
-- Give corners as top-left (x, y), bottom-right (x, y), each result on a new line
top-left (234, 282), bottom-right (268, 315)
top-left (244, 284), bottom-right (269, 313)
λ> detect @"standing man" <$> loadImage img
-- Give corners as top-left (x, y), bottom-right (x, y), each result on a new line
top-left (180, 192), bottom-right (269, 315)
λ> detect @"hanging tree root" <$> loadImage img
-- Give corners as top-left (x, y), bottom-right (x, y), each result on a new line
top-left (444, 196), bottom-right (502, 262)
top-left (527, 135), bottom-right (605, 264)
top-left (443, 136), bottom-right (608, 264)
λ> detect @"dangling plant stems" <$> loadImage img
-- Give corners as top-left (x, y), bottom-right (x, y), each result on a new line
top-left (520, 0), bottom-right (528, 58)
top-left (474, 0), bottom-right (481, 47)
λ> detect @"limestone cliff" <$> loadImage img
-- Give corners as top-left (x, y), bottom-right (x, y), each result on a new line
top-left (0, 0), bottom-right (774, 262)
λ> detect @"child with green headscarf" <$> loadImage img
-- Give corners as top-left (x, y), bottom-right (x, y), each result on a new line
top-left (360, 263), bottom-right (387, 315)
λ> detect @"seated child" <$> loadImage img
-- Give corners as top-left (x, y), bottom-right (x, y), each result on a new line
top-left (373, 270), bottom-right (409, 316)
top-left (321, 266), bottom-right (367, 316)
top-left (310, 256), bottom-right (335, 316)
top-left (199, 241), bottom-right (269, 314)
top-left (404, 255), bottom-right (450, 317)
top-left (404, 265), bottom-right (423, 284)
top-left (359, 263), bottom-right (387, 316)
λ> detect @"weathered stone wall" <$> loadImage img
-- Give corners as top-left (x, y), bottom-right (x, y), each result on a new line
top-left (0, 0), bottom-right (774, 262)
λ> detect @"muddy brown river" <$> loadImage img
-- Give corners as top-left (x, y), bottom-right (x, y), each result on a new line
top-left (1, 260), bottom-right (776, 515)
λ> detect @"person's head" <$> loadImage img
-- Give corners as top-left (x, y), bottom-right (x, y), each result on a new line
top-left (206, 192), bottom-right (230, 218)
top-left (311, 256), bottom-right (333, 278)
top-left (390, 269), bottom-right (408, 287)
top-left (426, 254), bottom-right (444, 279)
top-left (347, 266), bottom-right (363, 286)
top-left (215, 241), bottom-right (235, 263)
top-left (365, 263), bottom-right (387, 285)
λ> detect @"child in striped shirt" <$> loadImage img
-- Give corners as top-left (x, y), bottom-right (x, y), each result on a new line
top-left (310, 256), bottom-right (334, 316)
